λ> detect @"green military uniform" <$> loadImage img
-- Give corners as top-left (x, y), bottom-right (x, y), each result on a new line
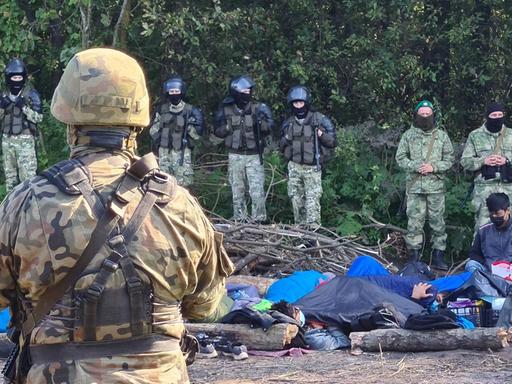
top-left (461, 123), bottom-right (512, 231)
top-left (149, 101), bottom-right (202, 187)
top-left (0, 48), bottom-right (234, 384)
top-left (396, 125), bottom-right (454, 252)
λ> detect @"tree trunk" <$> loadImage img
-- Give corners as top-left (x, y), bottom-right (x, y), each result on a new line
top-left (227, 275), bottom-right (276, 297)
top-left (113, 0), bottom-right (131, 49)
top-left (79, 1), bottom-right (92, 49)
top-left (349, 327), bottom-right (509, 355)
top-left (186, 322), bottom-right (298, 351)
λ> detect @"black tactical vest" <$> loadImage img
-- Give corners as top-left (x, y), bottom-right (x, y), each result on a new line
top-left (1, 89), bottom-right (35, 136)
top-left (158, 103), bottom-right (192, 150)
top-left (223, 103), bottom-right (258, 151)
top-left (284, 112), bottom-right (321, 165)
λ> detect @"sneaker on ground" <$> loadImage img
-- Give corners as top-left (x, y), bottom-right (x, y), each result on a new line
top-left (218, 342), bottom-right (249, 360)
top-left (196, 342), bottom-right (218, 359)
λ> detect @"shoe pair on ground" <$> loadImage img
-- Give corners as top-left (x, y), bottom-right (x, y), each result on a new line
top-left (197, 340), bottom-right (249, 360)
top-left (408, 248), bottom-right (448, 271)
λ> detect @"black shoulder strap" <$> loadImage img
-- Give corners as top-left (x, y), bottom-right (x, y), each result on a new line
top-left (22, 153), bottom-right (174, 339)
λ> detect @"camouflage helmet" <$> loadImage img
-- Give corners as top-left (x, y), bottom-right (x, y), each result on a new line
top-left (51, 48), bottom-right (150, 127)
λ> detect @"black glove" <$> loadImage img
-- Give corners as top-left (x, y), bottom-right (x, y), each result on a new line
top-left (14, 96), bottom-right (25, 109)
top-left (0, 95), bottom-right (11, 109)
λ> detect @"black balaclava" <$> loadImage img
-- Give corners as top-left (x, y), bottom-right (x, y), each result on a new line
top-left (485, 102), bottom-right (505, 133)
top-left (292, 103), bottom-right (308, 119)
top-left (167, 93), bottom-right (182, 106)
top-left (234, 91), bottom-right (251, 109)
top-left (414, 114), bottom-right (435, 130)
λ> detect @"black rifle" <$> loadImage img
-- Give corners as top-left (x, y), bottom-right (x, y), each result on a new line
top-left (179, 110), bottom-right (190, 166)
top-left (460, 182), bottom-right (475, 209)
top-left (254, 107), bottom-right (263, 166)
top-left (314, 128), bottom-right (321, 172)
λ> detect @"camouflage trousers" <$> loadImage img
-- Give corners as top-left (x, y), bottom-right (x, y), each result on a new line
top-left (228, 153), bottom-right (266, 222)
top-left (287, 161), bottom-right (322, 225)
top-left (158, 147), bottom-right (193, 187)
top-left (2, 133), bottom-right (37, 192)
top-left (26, 350), bottom-right (189, 384)
top-left (471, 182), bottom-right (512, 233)
top-left (405, 192), bottom-right (446, 251)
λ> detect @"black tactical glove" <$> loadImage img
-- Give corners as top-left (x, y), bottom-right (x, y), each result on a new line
top-left (0, 94), bottom-right (11, 109)
top-left (15, 96), bottom-right (25, 109)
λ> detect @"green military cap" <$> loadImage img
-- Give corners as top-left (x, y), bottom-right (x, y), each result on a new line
top-left (414, 99), bottom-right (433, 112)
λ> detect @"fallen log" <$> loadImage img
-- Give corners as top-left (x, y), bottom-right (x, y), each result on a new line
top-left (349, 327), bottom-right (509, 355)
top-left (227, 275), bottom-right (277, 296)
top-left (186, 322), bottom-right (298, 351)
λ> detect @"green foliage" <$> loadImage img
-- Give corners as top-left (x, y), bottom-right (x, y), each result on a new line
top-left (3, 0), bottom-right (512, 261)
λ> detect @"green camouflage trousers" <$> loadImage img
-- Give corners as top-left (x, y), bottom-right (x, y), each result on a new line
top-left (158, 147), bottom-right (193, 187)
top-left (405, 192), bottom-right (446, 251)
top-left (471, 182), bottom-right (512, 232)
top-left (2, 133), bottom-right (37, 192)
top-left (287, 161), bottom-right (322, 225)
top-left (228, 153), bottom-right (266, 221)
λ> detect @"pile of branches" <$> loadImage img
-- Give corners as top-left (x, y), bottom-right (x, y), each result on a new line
top-left (211, 216), bottom-right (406, 276)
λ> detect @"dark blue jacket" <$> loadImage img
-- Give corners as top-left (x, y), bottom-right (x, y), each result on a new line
top-left (469, 219), bottom-right (512, 270)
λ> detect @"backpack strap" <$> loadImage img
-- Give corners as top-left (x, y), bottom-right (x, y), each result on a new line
top-left (82, 154), bottom-right (176, 340)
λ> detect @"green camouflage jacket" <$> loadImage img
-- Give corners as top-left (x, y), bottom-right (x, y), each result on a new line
top-left (461, 124), bottom-right (512, 185)
top-left (0, 150), bottom-right (234, 383)
top-left (396, 126), bottom-right (454, 193)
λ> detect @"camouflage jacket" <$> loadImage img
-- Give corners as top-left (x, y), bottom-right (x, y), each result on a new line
top-left (396, 126), bottom-right (454, 193)
top-left (0, 150), bottom-right (234, 383)
top-left (461, 124), bottom-right (512, 185)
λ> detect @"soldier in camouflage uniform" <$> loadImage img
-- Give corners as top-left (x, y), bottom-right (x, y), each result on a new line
top-left (149, 76), bottom-right (204, 187)
top-left (0, 48), bottom-right (234, 384)
top-left (280, 86), bottom-right (336, 226)
top-left (396, 100), bottom-right (454, 270)
top-left (214, 75), bottom-right (274, 222)
top-left (0, 58), bottom-right (43, 192)
top-left (461, 102), bottom-right (512, 234)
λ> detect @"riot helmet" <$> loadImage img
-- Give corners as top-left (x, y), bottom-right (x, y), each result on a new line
top-left (229, 75), bottom-right (255, 108)
top-left (5, 58), bottom-right (27, 95)
top-left (163, 76), bottom-right (186, 105)
top-left (287, 85), bottom-right (311, 119)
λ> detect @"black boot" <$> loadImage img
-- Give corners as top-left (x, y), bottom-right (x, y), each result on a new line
top-left (431, 249), bottom-right (448, 271)
top-left (408, 249), bottom-right (420, 263)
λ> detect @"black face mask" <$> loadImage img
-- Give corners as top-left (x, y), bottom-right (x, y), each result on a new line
top-left (8, 80), bottom-right (24, 96)
top-left (292, 105), bottom-right (308, 119)
top-left (490, 215), bottom-right (506, 228)
top-left (234, 92), bottom-right (251, 109)
top-left (414, 114), bottom-right (434, 130)
top-left (167, 94), bottom-right (182, 105)
top-left (486, 117), bottom-right (504, 133)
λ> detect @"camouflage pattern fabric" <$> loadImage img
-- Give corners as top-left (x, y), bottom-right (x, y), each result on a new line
top-left (0, 152), bottom-right (234, 383)
top-left (405, 192), bottom-right (447, 251)
top-left (228, 153), bottom-right (266, 221)
top-left (461, 124), bottom-right (512, 232)
top-left (1, 133), bottom-right (37, 192)
top-left (51, 48), bottom-right (150, 127)
top-left (287, 161), bottom-right (322, 225)
top-left (157, 147), bottom-right (194, 187)
top-left (395, 126), bottom-right (454, 194)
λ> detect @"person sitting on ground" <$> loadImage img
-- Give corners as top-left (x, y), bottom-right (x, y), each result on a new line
top-left (466, 192), bottom-right (512, 273)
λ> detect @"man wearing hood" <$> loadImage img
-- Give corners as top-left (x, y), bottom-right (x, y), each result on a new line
top-left (466, 193), bottom-right (512, 273)
top-left (149, 76), bottom-right (204, 187)
top-left (0, 58), bottom-right (43, 191)
top-left (461, 102), bottom-right (512, 233)
top-left (214, 75), bottom-right (274, 222)
top-left (396, 100), bottom-right (454, 270)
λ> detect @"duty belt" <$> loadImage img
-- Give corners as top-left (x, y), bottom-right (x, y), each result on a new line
top-left (29, 334), bottom-right (180, 363)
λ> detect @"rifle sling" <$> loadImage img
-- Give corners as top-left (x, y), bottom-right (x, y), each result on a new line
top-left (493, 127), bottom-right (506, 155)
top-left (407, 129), bottom-right (437, 193)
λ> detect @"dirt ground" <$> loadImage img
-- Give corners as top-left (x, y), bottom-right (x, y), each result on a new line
top-left (188, 348), bottom-right (512, 384)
